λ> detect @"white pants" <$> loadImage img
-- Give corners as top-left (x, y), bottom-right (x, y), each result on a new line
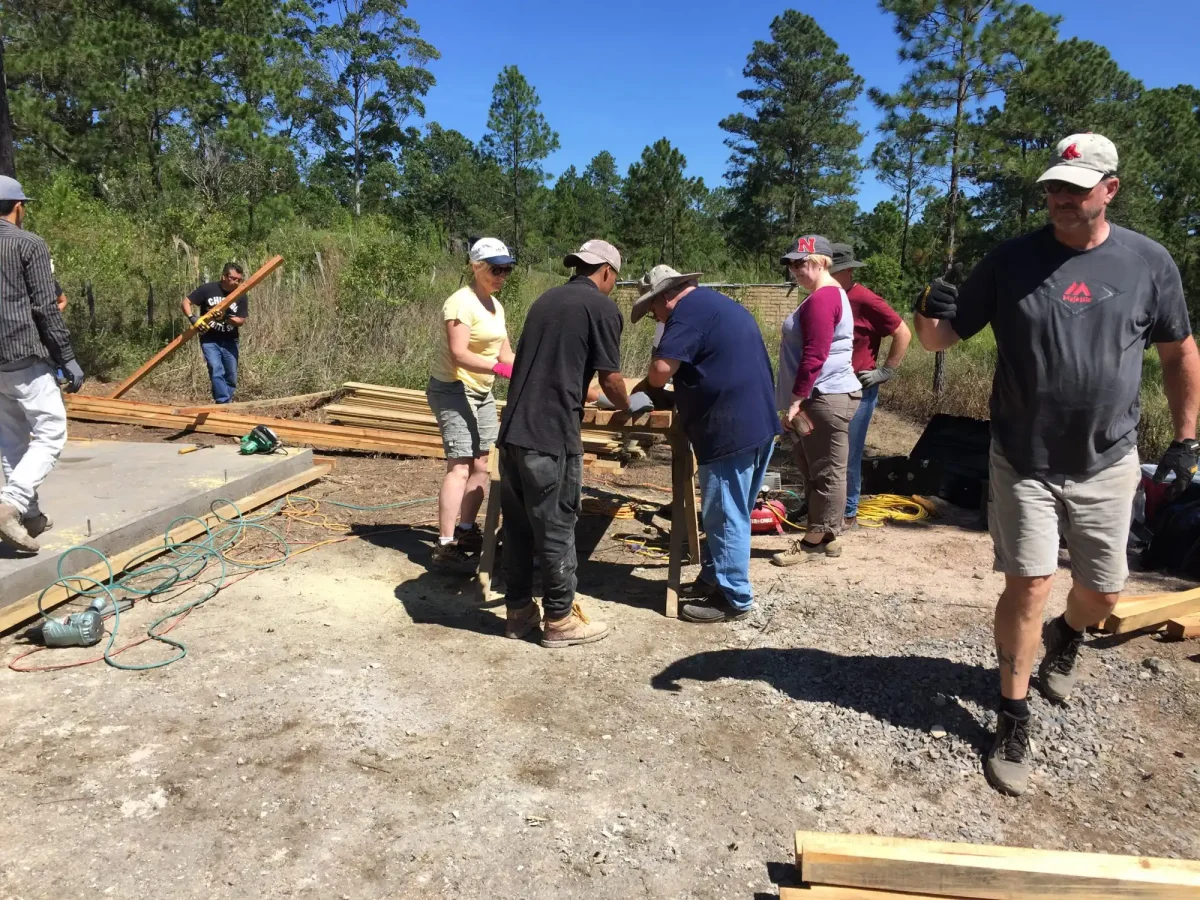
top-left (0, 360), bottom-right (67, 516)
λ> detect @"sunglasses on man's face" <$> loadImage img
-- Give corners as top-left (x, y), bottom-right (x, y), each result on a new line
top-left (489, 265), bottom-right (514, 277)
top-left (1043, 180), bottom-right (1096, 197)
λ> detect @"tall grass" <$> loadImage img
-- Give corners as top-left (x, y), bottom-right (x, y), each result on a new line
top-left (879, 319), bottom-right (1175, 460)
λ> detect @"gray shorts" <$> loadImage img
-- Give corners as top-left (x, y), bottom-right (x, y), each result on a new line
top-left (426, 377), bottom-right (499, 459)
top-left (988, 442), bottom-right (1141, 593)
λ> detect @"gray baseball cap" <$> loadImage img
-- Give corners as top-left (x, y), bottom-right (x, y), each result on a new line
top-left (830, 243), bottom-right (866, 273)
top-left (1037, 133), bottom-right (1118, 190)
top-left (631, 265), bottom-right (702, 323)
top-left (780, 234), bottom-right (833, 265)
top-left (564, 239), bottom-right (622, 273)
top-left (0, 176), bottom-right (31, 203)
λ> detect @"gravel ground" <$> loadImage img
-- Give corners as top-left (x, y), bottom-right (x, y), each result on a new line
top-left (1, 409), bottom-right (1198, 899)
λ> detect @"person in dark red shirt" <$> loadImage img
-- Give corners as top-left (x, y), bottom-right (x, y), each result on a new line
top-left (830, 244), bottom-right (911, 527)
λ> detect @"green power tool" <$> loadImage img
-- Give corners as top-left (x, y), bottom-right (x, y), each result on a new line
top-left (239, 425), bottom-right (282, 455)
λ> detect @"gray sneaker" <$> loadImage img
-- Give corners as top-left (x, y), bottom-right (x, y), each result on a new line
top-left (1038, 616), bottom-right (1084, 703)
top-left (0, 502), bottom-right (38, 552)
top-left (22, 512), bottom-right (52, 538)
top-left (985, 710), bottom-right (1031, 796)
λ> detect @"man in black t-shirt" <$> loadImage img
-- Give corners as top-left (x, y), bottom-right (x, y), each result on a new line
top-left (497, 239), bottom-right (641, 649)
top-left (915, 134), bottom-right (1200, 797)
top-left (182, 262), bottom-right (249, 403)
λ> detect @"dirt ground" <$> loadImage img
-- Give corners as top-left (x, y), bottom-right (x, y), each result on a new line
top-left (2, 409), bottom-right (1199, 899)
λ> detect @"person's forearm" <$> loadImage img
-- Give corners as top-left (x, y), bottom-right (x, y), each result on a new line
top-left (913, 313), bottom-right (960, 352)
top-left (883, 321), bottom-right (912, 369)
top-left (598, 370), bottom-right (630, 409)
top-left (182, 298), bottom-right (193, 317)
top-left (228, 316), bottom-right (246, 326)
top-left (647, 359), bottom-right (675, 389)
top-left (1163, 341), bottom-right (1200, 440)
top-left (450, 350), bottom-right (503, 375)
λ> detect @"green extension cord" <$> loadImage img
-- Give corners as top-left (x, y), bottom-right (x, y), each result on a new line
top-left (35, 494), bottom-right (438, 671)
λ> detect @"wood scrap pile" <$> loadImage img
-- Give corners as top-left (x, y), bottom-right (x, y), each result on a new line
top-left (781, 831), bottom-right (1200, 899)
top-left (1098, 585), bottom-right (1200, 638)
top-left (327, 382), bottom-right (674, 467)
top-left (66, 395), bottom-right (447, 458)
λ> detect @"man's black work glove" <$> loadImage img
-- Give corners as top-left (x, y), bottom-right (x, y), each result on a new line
top-left (626, 392), bottom-right (654, 416)
top-left (917, 278), bottom-right (958, 320)
top-left (1154, 439), bottom-right (1200, 501)
top-left (61, 359), bottom-right (85, 394)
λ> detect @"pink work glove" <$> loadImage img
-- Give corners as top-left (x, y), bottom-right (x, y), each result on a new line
top-left (492, 362), bottom-right (513, 379)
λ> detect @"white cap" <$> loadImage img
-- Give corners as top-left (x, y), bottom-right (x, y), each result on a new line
top-left (1037, 134), bottom-right (1118, 190)
top-left (469, 238), bottom-right (515, 265)
top-left (563, 239), bottom-right (622, 273)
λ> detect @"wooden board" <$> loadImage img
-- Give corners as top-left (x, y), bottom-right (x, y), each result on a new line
top-left (476, 447), bottom-right (502, 601)
top-left (1166, 614), bottom-right (1200, 639)
top-left (795, 831), bottom-right (1200, 900)
top-left (779, 886), bottom-right (968, 900)
top-left (177, 389), bottom-right (341, 414)
top-left (1099, 586), bottom-right (1200, 634)
top-left (110, 255), bottom-right (283, 398)
top-left (0, 464), bottom-right (329, 634)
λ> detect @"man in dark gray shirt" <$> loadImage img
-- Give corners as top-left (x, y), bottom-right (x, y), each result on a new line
top-left (0, 176), bottom-right (84, 553)
top-left (915, 133), bottom-right (1200, 797)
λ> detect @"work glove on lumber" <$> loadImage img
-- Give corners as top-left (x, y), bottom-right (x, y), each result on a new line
top-left (1154, 439), bottom-right (1200, 501)
top-left (917, 278), bottom-right (958, 320)
top-left (857, 366), bottom-right (895, 389)
top-left (626, 392), bottom-right (654, 415)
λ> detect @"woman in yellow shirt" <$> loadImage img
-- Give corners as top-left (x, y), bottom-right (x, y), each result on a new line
top-left (427, 238), bottom-right (516, 572)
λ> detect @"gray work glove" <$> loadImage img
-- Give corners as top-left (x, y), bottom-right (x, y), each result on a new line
top-left (626, 391), bottom-right (654, 415)
top-left (61, 359), bottom-right (85, 393)
top-left (857, 366), bottom-right (896, 389)
top-left (594, 394), bottom-right (616, 410)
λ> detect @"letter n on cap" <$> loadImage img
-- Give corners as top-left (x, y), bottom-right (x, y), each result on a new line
top-left (796, 237), bottom-right (815, 254)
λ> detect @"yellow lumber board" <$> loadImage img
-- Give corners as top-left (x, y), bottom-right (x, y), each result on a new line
top-left (779, 886), bottom-right (967, 900)
top-left (1166, 614), bottom-right (1200, 639)
top-left (794, 831), bottom-right (1200, 900)
top-left (0, 463), bottom-right (330, 634)
top-left (177, 389), bottom-right (340, 413)
top-left (1099, 586), bottom-right (1200, 634)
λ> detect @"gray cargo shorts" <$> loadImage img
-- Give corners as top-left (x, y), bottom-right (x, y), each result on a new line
top-left (426, 377), bottom-right (499, 459)
top-left (988, 442), bottom-right (1141, 593)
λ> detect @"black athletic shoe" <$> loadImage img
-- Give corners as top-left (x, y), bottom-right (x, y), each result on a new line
top-left (680, 594), bottom-right (751, 624)
top-left (1038, 616), bottom-right (1085, 703)
top-left (985, 710), bottom-right (1031, 796)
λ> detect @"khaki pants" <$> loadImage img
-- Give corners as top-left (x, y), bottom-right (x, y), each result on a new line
top-left (790, 391), bottom-right (860, 534)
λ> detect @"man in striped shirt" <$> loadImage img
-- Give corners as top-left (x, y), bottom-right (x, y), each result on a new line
top-left (0, 176), bottom-right (83, 552)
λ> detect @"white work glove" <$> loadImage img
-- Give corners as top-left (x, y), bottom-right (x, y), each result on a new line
top-left (857, 366), bottom-right (895, 389)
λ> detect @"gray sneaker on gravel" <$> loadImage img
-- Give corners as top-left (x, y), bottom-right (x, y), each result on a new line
top-left (0, 502), bottom-right (38, 553)
top-left (985, 710), bottom-right (1031, 796)
top-left (1038, 616), bottom-right (1084, 703)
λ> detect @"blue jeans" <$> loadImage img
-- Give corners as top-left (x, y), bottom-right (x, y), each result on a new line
top-left (845, 383), bottom-right (879, 517)
top-left (200, 336), bottom-right (239, 404)
top-left (697, 437), bottom-right (775, 611)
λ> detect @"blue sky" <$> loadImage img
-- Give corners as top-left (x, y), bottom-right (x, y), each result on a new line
top-left (408, 0), bottom-right (1199, 211)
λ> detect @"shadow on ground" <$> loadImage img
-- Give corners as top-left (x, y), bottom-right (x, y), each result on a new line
top-left (651, 646), bottom-right (994, 749)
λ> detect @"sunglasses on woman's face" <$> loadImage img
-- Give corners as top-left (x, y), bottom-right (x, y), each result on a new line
top-left (1043, 180), bottom-right (1094, 197)
top-left (489, 265), bottom-right (514, 277)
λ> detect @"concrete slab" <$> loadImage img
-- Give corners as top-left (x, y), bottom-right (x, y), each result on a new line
top-left (0, 440), bottom-right (313, 614)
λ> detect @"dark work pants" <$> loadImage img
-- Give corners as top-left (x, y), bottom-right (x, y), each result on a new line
top-left (499, 444), bottom-right (582, 620)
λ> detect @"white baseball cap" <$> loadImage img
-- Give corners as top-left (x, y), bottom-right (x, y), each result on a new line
top-left (563, 239), bottom-right (622, 273)
top-left (469, 237), bottom-right (515, 266)
top-left (1037, 134), bottom-right (1118, 190)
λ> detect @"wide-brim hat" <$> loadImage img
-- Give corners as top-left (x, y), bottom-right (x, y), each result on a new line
top-left (631, 265), bottom-right (702, 323)
top-left (830, 242), bottom-right (866, 273)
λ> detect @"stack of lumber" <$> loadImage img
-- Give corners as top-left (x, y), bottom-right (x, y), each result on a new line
top-left (781, 831), bottom-right (1200, 899)
top-left (327, 383), bottom-right (674, 461)
top-left (66, 395), bottom-right (447, 458)
top-left (1098, 585), bottom-right (1200, 636)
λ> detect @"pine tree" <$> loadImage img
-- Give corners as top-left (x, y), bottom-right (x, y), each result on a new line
top-left (619, 138), bottom-right (709, 274)
top-left (482, 65), bottom-right (559, 255)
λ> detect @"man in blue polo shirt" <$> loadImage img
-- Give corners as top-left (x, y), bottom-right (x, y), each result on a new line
top-left (637, 265), bottom-right (780, 623)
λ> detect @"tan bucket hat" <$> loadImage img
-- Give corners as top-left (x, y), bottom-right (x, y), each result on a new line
top-left (631, 265), bottom-right (702, 323)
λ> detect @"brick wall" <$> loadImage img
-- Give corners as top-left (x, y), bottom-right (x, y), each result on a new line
top-left (612, 283), bottom-right (799, 332)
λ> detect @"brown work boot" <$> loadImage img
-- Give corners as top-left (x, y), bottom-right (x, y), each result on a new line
top-left (455, 524), bottom-right (483, 554)
top-left (0, 503), bottom-right (38, 553)
top-left (22, 512), bottom-right (52, 538)
top-left (430, 541), bottom-right (476, 574)
top-left (540, 603), bottom-right (609, 648)
top-left (505, 602), bottom-right (541, 640)
top-left (843, 515), bottom-right (858, 531)
top-left (771, 537), bottom-right (841, 566)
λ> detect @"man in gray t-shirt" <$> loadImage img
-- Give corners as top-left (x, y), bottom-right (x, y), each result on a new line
top-left (914, 133), bottom-right (1200, 797)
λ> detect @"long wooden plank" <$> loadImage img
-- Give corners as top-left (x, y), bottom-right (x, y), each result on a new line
top-left (1099, 586), bottom-right (1200, 634)
top-left (177, 389), bottom-right (340, 414)
top-left (779, 886), bottom-right (966, 900)
top-left (1167, 614), bottom-right (1200, 639)
top-left (795, 831), bottom-right (1200, 900)
top-left (110, 256), bottom-right (283, 398)
top-left (0, 464), bottom-right (330, 634)
top-left (476, 447), bottom-right (502, 601)
top-left (665, 432), bottom-right (687, 619)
